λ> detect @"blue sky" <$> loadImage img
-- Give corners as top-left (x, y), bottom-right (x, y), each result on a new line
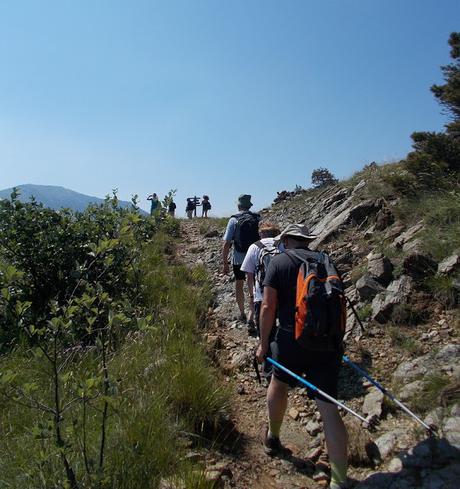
top-left (1, 0), bottom-right (459, 216)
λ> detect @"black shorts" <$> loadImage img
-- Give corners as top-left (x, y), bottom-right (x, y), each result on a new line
top-left (233, 264), bottom-right (246, 281)
top-left (270, 329), bottom-right (341, 403)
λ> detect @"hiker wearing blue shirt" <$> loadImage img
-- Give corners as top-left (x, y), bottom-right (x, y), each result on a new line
top-left (222, 194), bottom-right (260, 324)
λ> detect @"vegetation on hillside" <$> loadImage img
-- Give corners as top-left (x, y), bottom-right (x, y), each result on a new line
top-left (0, 192), bottom-right (227, 488)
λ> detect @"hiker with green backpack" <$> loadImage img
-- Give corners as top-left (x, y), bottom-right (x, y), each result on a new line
top-left (222, 194), bottom-right (260, 323)
top-left (255, 223), bottom-right (348, 489)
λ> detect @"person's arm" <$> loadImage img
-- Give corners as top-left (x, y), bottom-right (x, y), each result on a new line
top-left (247, 272), bottom-right (255, 299)
top-left (222, 218), bottom-right (235, 274)
top-left (222, 241), bottom-right (231, 274)
top-left (256, 286), bottom-right (277, 362)
top-left (147, 195), bottom-right (153, 200)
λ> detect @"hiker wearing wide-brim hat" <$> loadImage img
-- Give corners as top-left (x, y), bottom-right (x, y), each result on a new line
top-left (222, 194), bottom-right (260, 327)
top-left (255, 222), bottom-right (348, 489)
top-left (273, 223), bottom-right (317, 244)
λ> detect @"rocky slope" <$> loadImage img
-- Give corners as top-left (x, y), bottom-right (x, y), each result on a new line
top-left (175, 179), bottom-right (459, 489)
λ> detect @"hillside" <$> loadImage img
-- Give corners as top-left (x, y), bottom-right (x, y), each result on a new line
top-left (0, 184), bottom-right (146, 214)
top-left (176, 169), bottom-right (459, 488)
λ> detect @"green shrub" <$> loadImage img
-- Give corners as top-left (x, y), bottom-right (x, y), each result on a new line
top-left (357, 303), bottom-right (372, 321)
top-left (425, 274), bottom-right (459, 309)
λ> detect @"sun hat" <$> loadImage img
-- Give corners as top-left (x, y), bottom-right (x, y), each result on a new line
top-left (274, 223), bottom-right (317, 242)
top-left (237, 194), bottom-right (253, 208)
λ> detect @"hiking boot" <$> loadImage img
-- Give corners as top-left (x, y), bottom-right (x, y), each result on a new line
top-left (262, 427), bottom-right (291, 457)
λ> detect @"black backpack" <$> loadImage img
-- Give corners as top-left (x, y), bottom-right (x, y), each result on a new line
top-left (286, 249), bottom-right (346, 351)
top-left (231, 211), bottom-right (260, 253)
top-left (255, 240), bottom-right (280, 293)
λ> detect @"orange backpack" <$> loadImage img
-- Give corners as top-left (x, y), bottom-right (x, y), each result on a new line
top-left (287, 250), bottom-right (346, 351)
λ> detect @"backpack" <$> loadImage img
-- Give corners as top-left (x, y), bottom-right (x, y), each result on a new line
top-left (231, 212), bottom-right (260, 252)
top-left (287, 250), bottom-right (346, 351)
top-left (254, 240), bottom-right (280, 293)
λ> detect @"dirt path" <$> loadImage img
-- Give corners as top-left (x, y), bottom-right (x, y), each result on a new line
top-left (177, 220), bottom-right (331, 489)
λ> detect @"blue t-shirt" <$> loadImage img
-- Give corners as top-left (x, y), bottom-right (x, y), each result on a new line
top-left (223, 211), bottom-right (260, 265)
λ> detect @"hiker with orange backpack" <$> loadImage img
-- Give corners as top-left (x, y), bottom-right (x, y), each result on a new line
top-left (222, 194), bottom-right (260, 323)
top-left (256, 223), bottom-right (348, 489)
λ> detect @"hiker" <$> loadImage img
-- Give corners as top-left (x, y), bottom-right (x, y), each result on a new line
top-left (185, 198), bottom-right (195, 219)
top-left (202, 195), bottom-right (211, 218)
top-left (168, 199), bottom-right (177, 217)
top-left (256, 224), bottom-right (348, 489)
top-left (222, 194), bottom-right (260, 323)
top-left (147, 192), bottom-right (160, 215)
top-left (240, 221), bottom-right (281, 337)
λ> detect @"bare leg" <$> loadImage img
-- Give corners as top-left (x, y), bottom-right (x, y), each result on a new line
top-left (265, 376), bottom-right (289, 439)
top-left (316, 399), bottom-right (348, 485)
top-left (235, 279), bottom-right (245, 317)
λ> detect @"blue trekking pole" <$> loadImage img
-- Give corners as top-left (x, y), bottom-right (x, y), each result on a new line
top-left (342, 355), bottom-right (436, 434)
top-left (266, 357), bottom-right (368, 425)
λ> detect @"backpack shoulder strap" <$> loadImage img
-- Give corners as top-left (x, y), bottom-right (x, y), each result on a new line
top-left (254, 240), bottom-right (265, 250)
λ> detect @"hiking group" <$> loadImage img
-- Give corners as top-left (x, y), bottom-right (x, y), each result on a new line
top-left (222, 194), bottom-right (348, 489)
top-left (186, 195), bottom-right (212, 218)
top-left (147, 193), bottom-right (211, 218)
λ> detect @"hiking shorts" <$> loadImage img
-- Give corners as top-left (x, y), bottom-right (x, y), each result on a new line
top-left (270, 329), bottom-right (342, 403)
top-left (233, 264), bottom-right (246, 281)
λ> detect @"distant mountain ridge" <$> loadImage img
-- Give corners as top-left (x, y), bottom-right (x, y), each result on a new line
top-left (0, 184), bottom-right (147, 214)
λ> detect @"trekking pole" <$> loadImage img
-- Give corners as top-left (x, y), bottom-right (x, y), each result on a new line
top-left (345, 296), bottom-right (365, 334)
top-left (342, 355), bottom-right (436, 434)
top-left (266, 357), bottom-right (368, 425)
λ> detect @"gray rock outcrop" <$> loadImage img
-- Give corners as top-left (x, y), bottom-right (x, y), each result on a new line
top-left (371, 275), bottom-right (414, 323)
top-left (367, 252), bottom-right (393, 285)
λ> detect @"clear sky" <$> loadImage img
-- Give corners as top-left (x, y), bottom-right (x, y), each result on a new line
top-left (1, 1), bottom-right (459, 216)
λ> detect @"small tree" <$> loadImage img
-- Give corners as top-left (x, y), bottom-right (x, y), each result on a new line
top-left (311, 167), bottom-right (338, 188)
top-left (431, 32), bottom-right (460, 137)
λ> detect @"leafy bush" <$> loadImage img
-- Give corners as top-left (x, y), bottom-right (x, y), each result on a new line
top-left (0, 195), bottom-right (228, 488)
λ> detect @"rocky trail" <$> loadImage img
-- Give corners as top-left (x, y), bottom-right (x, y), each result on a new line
top-left (175, 185), bottom-right (460, 489)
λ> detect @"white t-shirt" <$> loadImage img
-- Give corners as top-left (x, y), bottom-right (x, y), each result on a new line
top-left (241, 237), bottom-right (281, 302)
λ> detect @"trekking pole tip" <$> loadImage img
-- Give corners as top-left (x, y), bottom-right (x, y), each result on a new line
top-left (427, 423), bottom-right (439, 437)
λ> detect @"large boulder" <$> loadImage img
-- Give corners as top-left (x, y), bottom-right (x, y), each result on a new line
top-left (371, 275), bottom-right (414, 323)
top-left (310, 186), bottom-right (380, 248)
top-left (356, 275), bottom-right (385, 300)
top-left (367, 252), bottom-right (393, 285)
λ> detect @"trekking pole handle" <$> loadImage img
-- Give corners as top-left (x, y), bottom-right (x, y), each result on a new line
top-left (266, 357), bottom-right (368, 425)
top-left (342, 355), bottom-right (434, 433)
